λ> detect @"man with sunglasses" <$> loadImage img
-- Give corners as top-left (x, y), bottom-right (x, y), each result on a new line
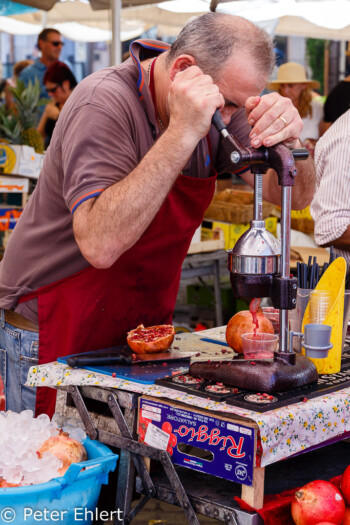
top-left (19, 28), bottom-right (64, 105)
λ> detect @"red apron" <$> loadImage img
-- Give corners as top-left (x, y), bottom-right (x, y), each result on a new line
top-left (20, 173), bottom-right (216, 417)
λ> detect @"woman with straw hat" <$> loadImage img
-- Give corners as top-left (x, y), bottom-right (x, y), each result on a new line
top-left (267, 62), bottom-right (323, 155)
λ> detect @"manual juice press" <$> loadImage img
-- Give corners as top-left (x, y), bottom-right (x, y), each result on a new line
top-left (190, 111), bottom-right (319, 392)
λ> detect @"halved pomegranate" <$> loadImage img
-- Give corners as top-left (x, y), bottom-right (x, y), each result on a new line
top-left (127, 324), bottom-right (175, 354)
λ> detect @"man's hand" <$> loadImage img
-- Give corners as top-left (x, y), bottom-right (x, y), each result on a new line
top-left (246, 93), bottom-right (303, 149)
top-left (168, 65), bottom-right (224, 144)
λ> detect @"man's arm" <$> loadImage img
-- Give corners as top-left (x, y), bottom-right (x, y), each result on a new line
top-left (73, 66), bottom-right (224, 269)
top-left (321, 227), bottom-right (350, 250)
top-left (310, 114), bottom-right (350, 252)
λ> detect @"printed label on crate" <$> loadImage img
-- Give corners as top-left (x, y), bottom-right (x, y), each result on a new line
top-left (139, 398), bottom-right (255, 486)
top-left (144, 423), bottom-right (170, 450)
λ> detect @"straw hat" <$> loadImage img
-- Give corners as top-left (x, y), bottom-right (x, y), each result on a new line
top-left (267, 62), bottom-right (320, 90)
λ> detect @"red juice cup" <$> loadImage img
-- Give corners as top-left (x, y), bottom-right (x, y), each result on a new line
top-left (241, 333), bottom-right (279, 360)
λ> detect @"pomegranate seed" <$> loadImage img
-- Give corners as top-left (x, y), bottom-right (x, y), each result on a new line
top-left (112, 372), bottom-right (116, 378)
top-left (250, 362), bottom-right (256, 365)
top-left (302, 397), bottom-right (308, 402)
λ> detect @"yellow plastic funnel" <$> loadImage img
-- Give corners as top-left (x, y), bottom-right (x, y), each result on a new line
top-left (302, 257), bottom-right (346, 374)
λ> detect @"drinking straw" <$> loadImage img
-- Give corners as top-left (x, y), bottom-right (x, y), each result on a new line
top-left (315, 263), bottom-right (319, 286)
top-left (320, 262), bottom-right (328, 279)
top-left (307, 255), bottom-right (312, 286)
top-left (303, 264), bottom-right (308, 289)
top-left (310, 263), bottom-right (315, 290)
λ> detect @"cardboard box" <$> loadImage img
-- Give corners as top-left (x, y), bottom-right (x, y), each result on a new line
top-left (290, 246), bottom-right (330, 269)
top-left (0, 144), bottom-right (44, 179)
top-left (138, 396), bottom-right (257, 486)
top-left (202, 217), bottom-right (278, 250)
top-left (0, 207), bottom-right (22, 231)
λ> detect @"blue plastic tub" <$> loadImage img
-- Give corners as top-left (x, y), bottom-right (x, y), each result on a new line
top-left (0, 437), bottom-right (118, 524)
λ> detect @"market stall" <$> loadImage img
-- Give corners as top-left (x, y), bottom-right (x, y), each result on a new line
top-left (26, 329), bottom-right (350, 523)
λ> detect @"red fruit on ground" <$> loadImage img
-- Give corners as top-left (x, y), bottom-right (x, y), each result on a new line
top-left (291, 480), bottom-right (345, 525)
top-left (341, 466), bottom-right (350, 506)
top-left (341, 507), bottom-right (350, 524)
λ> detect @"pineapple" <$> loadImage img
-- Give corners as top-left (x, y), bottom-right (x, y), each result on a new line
top-left (9, 79), bottom-right (47, 154)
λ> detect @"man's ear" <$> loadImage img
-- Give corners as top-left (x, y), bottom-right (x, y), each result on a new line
top-left (169, 55), bottom-right (196, 81)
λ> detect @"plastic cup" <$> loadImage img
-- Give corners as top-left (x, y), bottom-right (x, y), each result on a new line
top-left (289, 288), bottom-right (312, 352)
top-left (303, 324), bottom-right (333, 359)
top-left (309, 290), bottom-right (331, 324)
top-left (304, 324), bottom-right (332, 347)
top-left (241, 332), bottom-right (279, 360)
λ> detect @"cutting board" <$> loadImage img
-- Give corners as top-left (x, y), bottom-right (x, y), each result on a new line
top-left (58, 354), bottom-right (190, 384)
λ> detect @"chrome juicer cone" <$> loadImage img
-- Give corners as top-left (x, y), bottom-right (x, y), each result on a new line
top-left (228, 219), bottom-right (280, 275)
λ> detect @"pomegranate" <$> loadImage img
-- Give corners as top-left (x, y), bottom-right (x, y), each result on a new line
top-left (342, 508), bottom-right (350, 524)
top-left (341, 466), bottom-right (350, 506)
top-left (291, 480), bottom-right (345, 525)
top-left (226, 309), bottom-right (274, 353)
top-left (0, 480), bottom-right (19, 488)
top-left (37, 430), bottom-right (87, 476)
top-left (127, 324), bottom-right (175, 354)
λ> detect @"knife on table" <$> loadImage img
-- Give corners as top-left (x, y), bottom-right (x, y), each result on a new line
top-left (66, 346), bottom-right (193, 368)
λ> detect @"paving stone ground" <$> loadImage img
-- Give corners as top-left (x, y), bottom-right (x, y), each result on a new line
top-left (103, 498), bottom-right (219, 524)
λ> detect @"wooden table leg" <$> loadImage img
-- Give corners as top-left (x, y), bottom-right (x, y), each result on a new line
top-left (241, 466), bottom-right (265, 510)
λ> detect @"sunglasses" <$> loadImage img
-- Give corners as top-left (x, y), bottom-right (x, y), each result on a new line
top-left (49, 41), bottom-right (64, 47)
top-left (46, 84), bottom-right (61, 94)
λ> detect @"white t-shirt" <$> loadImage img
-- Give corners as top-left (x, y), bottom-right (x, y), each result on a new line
top-left (300, 98), bottom-right (324, 142)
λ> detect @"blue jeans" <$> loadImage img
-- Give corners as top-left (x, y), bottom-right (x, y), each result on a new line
top-left (0, 309), bottom-right (38, 413)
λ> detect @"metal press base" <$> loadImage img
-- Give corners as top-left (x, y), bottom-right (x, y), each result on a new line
top-left (190, 354), bottom-right (318, 393)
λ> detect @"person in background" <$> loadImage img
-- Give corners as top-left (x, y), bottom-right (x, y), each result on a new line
top-left (320, 43), bottom-right (350, 135)
top-left (37, 62), bottom-right (77, 148)
top-left (0, 13), bottom-right (315, 416)
top-left (3, 59), bottom-right (34, 111)
top-left (310, 108), bottom-right (350, 264)
top-left (267, 62), bottom-right (323, 156)
top-left (18, 28), bottom-right (64, 105)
